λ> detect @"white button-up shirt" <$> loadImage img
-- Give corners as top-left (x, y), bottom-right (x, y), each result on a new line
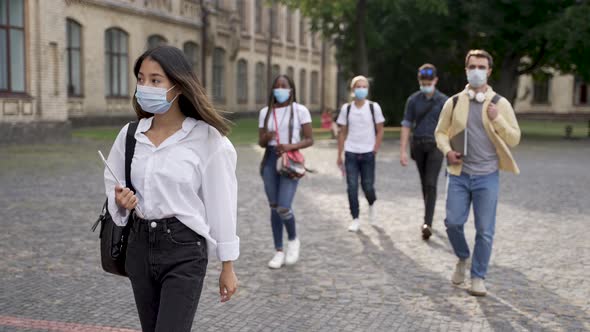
top-left (104, 117), bottom-right (239, 262)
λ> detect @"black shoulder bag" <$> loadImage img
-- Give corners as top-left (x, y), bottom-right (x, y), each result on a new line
top-left (91, 121), bottom-right (139, 277)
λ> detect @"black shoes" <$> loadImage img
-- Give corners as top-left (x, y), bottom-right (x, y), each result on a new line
top-left (422, 224), bottom-right (432, 240)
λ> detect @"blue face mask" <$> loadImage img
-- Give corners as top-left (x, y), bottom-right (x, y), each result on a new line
top-left (135, 84), bottom-right (178, 114)
top-left (273, 88), bottom-right (291, 104)
top-left (354, 88), bottom-right (368, 100)
top-left (420, 85), bottom-right (435, 94)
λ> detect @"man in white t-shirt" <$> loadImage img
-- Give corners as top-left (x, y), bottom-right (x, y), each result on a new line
top-left (336, 75), bottom-right (385, 232)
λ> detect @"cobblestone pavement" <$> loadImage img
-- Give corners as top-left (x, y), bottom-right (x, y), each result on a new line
top-left (1, 136), bottom-right (589, 332)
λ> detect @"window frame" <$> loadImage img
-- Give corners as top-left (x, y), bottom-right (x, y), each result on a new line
top-left (183, 41), bottom-right (199, 75)
top-left (299, 69), bottom-right (307, 104)
top-left (0, 0), bottom-right (27, 94)
top-left (212, 47), bottom-right (226, 103)
top-left (574, 76), bottom-right (589, 106)
top-left (147, 34), bottom-right (167, 50)
top-left (311, 70), bottom-right (319, 104)
top-left (255, 61), bottom-right (266, 104)
top-left (66, 18), bottom-right (83, 97)
top-left (236, 58), bottom-right (248, 104)
top-left (104, 27), bottom-right (129, 98)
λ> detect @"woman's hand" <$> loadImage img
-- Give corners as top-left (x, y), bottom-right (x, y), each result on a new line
top-left (276, 144), bottom-right (296, 154)
top-left (114, 185), bottom-right (138, 210)
top-left (337, 155), bottom-right (344, 168)
top-left (265, 131), bottom-right (275, 141)
top-left (219, 261), bottom-right (238, 303)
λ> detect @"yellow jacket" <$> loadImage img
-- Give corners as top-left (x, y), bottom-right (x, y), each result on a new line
top-left (435, 86), bottom-right (521, 176)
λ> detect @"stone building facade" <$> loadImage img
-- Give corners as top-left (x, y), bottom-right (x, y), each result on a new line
top-left (515, 72), bottom-right (590, 117)
top-left (0, 0), bottom-right (339, 142)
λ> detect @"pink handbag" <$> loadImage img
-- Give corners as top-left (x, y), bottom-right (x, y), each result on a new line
top-left (273, 106), bottom-right (307, 179)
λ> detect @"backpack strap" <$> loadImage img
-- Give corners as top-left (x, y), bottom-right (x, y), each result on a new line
top-left (125, 121), bottom-right (139, 195)
top-left (369, 102), bottom-right (377, 135)
top-left (491, 94), bottom-right (501, 104)
top-left (450, 94), bottom-right (460, 124)
top-left (347, 102), bottom-right (377, 135)
top-left (346, 103), bottom-right (352, 125)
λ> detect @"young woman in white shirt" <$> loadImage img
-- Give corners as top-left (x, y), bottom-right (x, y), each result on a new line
top-left (258, 74), bottom-right (313, 269)
top-left (336, 75), bottom-right (385, 232)
top-left (104, 46), bottom-right (239, 332)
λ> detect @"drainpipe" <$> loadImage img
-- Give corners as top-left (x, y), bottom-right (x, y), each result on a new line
top-left (200, 0), bottom-right (208, 87)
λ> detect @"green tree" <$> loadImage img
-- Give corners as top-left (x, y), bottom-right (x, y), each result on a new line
top-left (280, 0), bottom-right (590, 125)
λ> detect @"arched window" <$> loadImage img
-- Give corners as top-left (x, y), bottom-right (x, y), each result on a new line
top-left (286, 10), bottom-right (294, 42)
top-left (311, 71), bottom-right (319, 104)
top-left (236, 59), bottom-right (248, 103)
top-left (147, 34), bottom-right (167, 50)
top-left (299, 69), bottom-right (307, 104)
top-left (255, 0), bottom-right (263, 34)
top-left (183, 41), bottom-right (199, 74)
top-left (212, 47), bottom-right (226, 102)
top-left (299, 16), bottom-right (307, 46)
top-left (256, 62), bottom-right (266, 104)
top-left (272, 64), bottom-right (280, 80)
top-left (286, 66), bottom-right (294, 81)
top-left (66, 18), bottom-right (83, 96)
top-left (105, 28), bottom-right (129, 97)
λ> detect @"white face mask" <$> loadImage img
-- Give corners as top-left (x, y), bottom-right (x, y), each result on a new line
top-left (135, 85), bottom-right (178, 114)
top-left (467, 69), bottom-right (488, 88)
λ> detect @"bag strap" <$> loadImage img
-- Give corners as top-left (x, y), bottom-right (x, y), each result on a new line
top-left (491, 94), bottom-right (501, 104)
top-left (272, 104), bottom-right (295, 145)
top-left (125, 121), bottom-right (139, 195)
top-left (450, 93), bottom-right (500, 124)
top-left (450, 94), bottom-right (460, 124)
top-left (347, 102), bottom-right (377, 135)
top-left (413, 99), bottom-right (436, 133)
top-left (288, 103), bottom-right (294, 144)
top-left (272, 108), bottom-right (280, 145)
top-left (369, 102), bottom-right (377, 135)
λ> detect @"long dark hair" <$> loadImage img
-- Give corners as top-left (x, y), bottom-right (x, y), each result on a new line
top-left (263, 74), bottom-right (297, 130)
top-left (132, 46), bottom-right (231, 136)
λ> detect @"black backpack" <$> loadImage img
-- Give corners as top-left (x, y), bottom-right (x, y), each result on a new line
top-left (91, 121), bottom-right (139, 277)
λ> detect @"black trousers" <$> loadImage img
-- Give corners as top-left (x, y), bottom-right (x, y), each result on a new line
top-left (411, 139), bottom-right (444, 226)
top-left (126, 215), bottom-right (208, 332)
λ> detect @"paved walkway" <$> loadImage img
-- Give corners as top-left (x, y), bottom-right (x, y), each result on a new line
top-left (1, 137), bottom-right (589, 331)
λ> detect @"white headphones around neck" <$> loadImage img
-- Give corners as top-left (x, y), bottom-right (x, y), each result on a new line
top-left (467, 89), bottom-right (486, 103)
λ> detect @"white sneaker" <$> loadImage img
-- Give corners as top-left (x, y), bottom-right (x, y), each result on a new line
top-left (268, 251), bottom-right (285, 269)
top-left (368, 204), bottom-right (377, 225)
top-left (469, 278), bottom-right (487, 296)
top-left (285, 238), bottom-right (300, 265)
top-left (348, 219), bottom-right (360, 232)
top-left (452, 259), bottom-right (467, 285)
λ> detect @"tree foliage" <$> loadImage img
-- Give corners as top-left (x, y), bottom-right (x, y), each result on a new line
top-left (279, 0), bottom-right (590, 124)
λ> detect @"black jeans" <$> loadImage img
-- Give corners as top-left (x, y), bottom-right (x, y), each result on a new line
top-left (126, 215), bottom-right (208, 332)
top-left (410, 138), bottom-right (443, 226)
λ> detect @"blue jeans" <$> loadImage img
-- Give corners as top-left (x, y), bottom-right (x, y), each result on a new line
top-left (261, 147), bottom-right (299, 250)
top-left (345, 151), bottom-right (377, 219)
top-left (445, 171), bottom-right (499, 279)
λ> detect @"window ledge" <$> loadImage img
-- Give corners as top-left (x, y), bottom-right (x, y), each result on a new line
top-left (0, 92), bottom-right (33, 99)
top-left (106, 96), bottom-right (131, 100)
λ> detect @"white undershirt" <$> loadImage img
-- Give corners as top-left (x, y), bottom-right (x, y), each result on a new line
top-left (104, 117), bottom-right (239, 262)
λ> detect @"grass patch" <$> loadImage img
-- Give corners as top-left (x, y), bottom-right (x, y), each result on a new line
top-left (70, 118), bottom-right (587, 146)
top-left (72, 127), bottom-right (120, 141)
top-left (520, 120), bottom-right (588, 139)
